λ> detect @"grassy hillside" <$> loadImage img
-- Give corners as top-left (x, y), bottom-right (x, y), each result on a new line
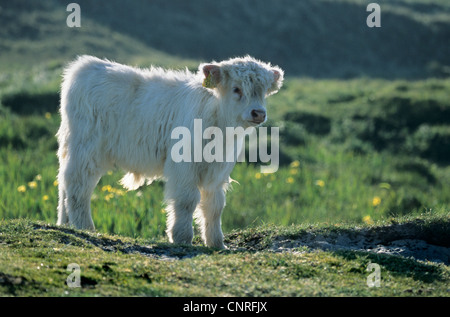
top-left (0, 0), bottom-right (449, 77)
top-left (0, 217), bottom-right (448, 296)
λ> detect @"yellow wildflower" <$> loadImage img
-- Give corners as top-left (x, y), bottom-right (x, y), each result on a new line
top-left (289, 169), bottom-right (298, 175)
top-left (255, 172), bottom-right (262, 179)
top-left (102, 185), bottom-right (112, 192)
top-left (290, 160), bottom-right (300, 168)
top-left (109, 187), bottom-right (125, 196)
top-left (35, 174), bottom-right (42, 181)
top-left (363, 215), bottom-right (374, 225)
top-left (315, 180), bottom-right (325, 187)
top-left (43, 195), bottom-right (49, 201)
top-left (372, 196), bottom-right (381, 207)
top-left (53, 180), bottom-right (59, 187)
top-left (286, 177), bottom-right (294, 184)
top-left (45, 112), bottom-right (52, 119)
top-left (28, 181), bottom-right (37, 189)
top-left (104, 193), bottom-right (114, 201)
top-left (17, 185), bottom-right (26, 193)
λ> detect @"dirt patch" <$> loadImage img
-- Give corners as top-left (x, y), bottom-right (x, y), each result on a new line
top-left (271, 221), bottom-right (450, 265)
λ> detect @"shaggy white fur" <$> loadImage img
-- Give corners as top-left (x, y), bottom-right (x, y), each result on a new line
top-left (56, 55), bottom-right (283, 249)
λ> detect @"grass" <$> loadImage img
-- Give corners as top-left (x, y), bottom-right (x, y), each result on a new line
top-left (1, 70), bottom-right (449, 238)
top-left (1, 75), bottom-right (449, 297)
top-left (1, 74), bottom-right (449, 298)
top-left (0, 217), bottom-right (448, 296)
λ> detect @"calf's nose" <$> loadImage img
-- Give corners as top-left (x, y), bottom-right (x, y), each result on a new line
top-left (251, 109), bottom-right (266, 123)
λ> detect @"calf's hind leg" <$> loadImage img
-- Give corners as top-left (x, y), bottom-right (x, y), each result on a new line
top-left (59, 153), bottom-right (103, 230)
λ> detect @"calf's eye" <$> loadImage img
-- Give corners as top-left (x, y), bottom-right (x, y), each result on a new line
top-left (233, 87), bottom-right (242, 96)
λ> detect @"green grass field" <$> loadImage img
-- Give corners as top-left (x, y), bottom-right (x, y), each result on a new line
top-left (1, 217), bottom-right (449, 296)
top-left (1, 71), bottom-right (449, 238)
top-left (0, 0), bottom-right (449, 297)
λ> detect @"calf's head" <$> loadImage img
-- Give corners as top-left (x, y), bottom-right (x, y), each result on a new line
top-left (201, 56), bottom-right (284, 128)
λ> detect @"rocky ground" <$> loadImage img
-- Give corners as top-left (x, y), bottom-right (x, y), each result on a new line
top-left (271, 221), bottom-right (450, 265)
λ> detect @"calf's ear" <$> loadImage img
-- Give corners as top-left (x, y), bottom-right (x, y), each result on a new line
top-left (267, 67), bottom-right (284, 95)
top-left (202, 64), bottom-right (221, 89)
top-left (273, 70), bottom-right (281, 82)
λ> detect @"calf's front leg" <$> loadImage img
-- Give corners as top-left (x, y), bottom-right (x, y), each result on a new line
top-left (195, 188), bottom-right (226, 249)
top-left (164, 183), bottom-right (200, 245)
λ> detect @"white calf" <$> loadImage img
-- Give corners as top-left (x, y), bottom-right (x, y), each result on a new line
top-left (56, 55), bottom-right (283, 249)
